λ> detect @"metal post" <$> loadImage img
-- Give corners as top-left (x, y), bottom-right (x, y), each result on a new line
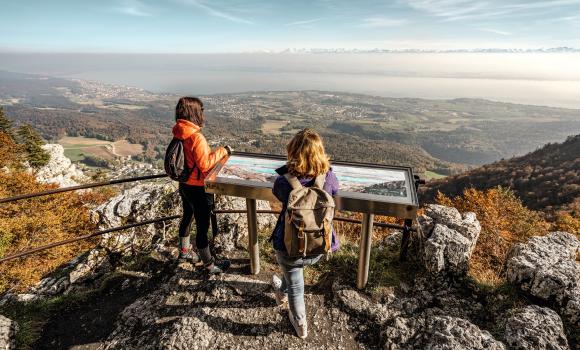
top-left (246, 198), bottom-right (260, 274)
top-left (399, 218), bottom-right (413, 262)
top-left (357, 213), bottom-right (374, 289)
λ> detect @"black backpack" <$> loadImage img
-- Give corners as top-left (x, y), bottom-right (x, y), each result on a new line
top-left (164, 138), bottom-right (194, 182)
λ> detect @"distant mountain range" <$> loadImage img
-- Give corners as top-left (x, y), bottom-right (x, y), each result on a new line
top-left (270, 47), bottom-right (580, 54)
top-left (420, 134), bottom-right (580, 216)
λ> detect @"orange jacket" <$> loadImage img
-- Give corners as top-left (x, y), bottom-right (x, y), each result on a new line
top-left (172, 119), bottom-right (227, 186)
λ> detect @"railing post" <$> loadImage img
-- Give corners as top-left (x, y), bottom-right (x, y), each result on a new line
top-left (357, 213), bottom-right (374, 289)
top-left (246, 198), bottom-right (260, 274)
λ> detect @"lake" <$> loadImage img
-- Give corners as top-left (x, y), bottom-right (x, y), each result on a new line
top-left (1, 52), bottom-right (580, 108)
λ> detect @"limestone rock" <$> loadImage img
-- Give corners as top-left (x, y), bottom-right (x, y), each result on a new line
top-left (35, 144), bottom-right (87, 187)
top-left (0, 315), bottom-right (18, 350)
top-left (382, 312), bottom-right (505, 350)
top-left (505, 305), bottom-right (569, 350)
top-left (563, 286), bottom-right (580, 325)
top-left (100, 269), bottom-right (361, 350)
top-left (420, 204), bottom-right (481, 275)
top-left (333, 284), bottom-right (393, 324)
top-left (91, 183), bottom-right (181, 254)
top-left (380, 231), bottom-right (402, 251)
top-left (213, 195), bottom-right (276, 253)
top-left (506, 231), bottom-right (579, 323)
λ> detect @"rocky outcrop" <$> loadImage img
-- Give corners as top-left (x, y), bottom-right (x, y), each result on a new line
top-left (419, 204), bottom-right (481, 275)
top-left (100, 264), bottom-right (363, 350)
top-left (506, 231), bottom-right (580, 324)
top-left (8, 183), bottom-right (276, 300)
top-left (90, 183), bottom-right (180, 254)
top-left (35, 144), bottom-right (87, 187)
top-left (505, 305), bottom-right (569, 350)
top-left (333, 279), bottom-right (504, 350)
top-left (0, 315), bottom-right (17, 350)
top-left (382, 313), bottom-right (505, 350)
top-left (213, 196), bottom-right (276, 253)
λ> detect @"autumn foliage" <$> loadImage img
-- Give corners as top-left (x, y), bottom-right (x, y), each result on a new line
top-left (0, 126), bottom-right (110, 293)
top-left (436, 187), bottom-right (550, 285)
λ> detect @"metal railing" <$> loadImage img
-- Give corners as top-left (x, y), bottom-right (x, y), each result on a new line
top-left (0, 173), bottom-right (167, 204)
top-left (0, 174), bottom-right (414, 265)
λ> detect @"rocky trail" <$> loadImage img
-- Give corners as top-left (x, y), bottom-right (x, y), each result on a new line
top-left (25, 249), bottom-right (378, 350)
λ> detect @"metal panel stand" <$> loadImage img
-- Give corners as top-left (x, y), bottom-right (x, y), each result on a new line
top-left (246, 198), bottom-right (260, 274)
top-left (399, 218), bottom-right (413, 262)
top-left (357, 213), bottom-right (374, 289)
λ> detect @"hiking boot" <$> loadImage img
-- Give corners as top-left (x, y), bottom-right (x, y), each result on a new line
top-left (271, 274), bottom-right (288, 306)
top-left (288, 306), bottom-right (308, 339)
top-left (205, 259), bottom-right (231, 275)
top-left (178, 249), bottom-right (200, 264)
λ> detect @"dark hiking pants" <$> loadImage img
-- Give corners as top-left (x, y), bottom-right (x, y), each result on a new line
top-left (178, 183), bottom-right (214, 250)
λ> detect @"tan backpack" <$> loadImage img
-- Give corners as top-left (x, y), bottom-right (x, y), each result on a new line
top-left (283, 173), bottom-right (335, 257)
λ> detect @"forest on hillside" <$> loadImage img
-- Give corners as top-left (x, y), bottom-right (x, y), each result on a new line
top-left (421, 134), bottom-right (580, 218)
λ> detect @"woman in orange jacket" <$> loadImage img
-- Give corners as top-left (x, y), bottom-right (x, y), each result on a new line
top-left (172, 97), bottom-right (231, 274)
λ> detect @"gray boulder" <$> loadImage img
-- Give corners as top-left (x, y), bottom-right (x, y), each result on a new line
top-left (382, 312), bottom-right (505, 350)
top-left (91, 183), bottom-right (181, 254)
top-left (333, 284), bottom-right (395, 324)
top-left (420, 204), bottom-right (481, 275)
top-left (35, 144), bottom-right (87, 187)
top-left (505, 305), bottom-right (569, 350)
top-left (0, 315), bottom-right (18, 350)
top-left (506, 231), bottom-right (579, 323)
top-left (213, 195), bottom-right (276, 253)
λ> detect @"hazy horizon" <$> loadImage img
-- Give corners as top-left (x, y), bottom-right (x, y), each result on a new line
top-left (2, 52), bottom-right (580, 109)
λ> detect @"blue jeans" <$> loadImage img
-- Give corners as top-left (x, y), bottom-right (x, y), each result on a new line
top-left (275, 250), bottom-right (323, 324)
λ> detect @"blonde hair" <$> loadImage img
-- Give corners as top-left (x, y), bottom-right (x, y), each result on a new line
top-left (286, 128), bottom-right (330, 177)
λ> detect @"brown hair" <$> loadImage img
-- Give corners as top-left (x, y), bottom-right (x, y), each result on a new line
top-left (286, 128), bottom-right (330, 177)
top-left (175, 97), bottom-right (205, 127)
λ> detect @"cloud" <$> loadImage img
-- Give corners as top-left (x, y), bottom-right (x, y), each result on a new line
top-left (178, 0), bottom-right (253, 24)
top-left (559, 13), bottom-right (580, 21)
top-left (480, 28), bottom-right (512, 36)
top-left (285, 18), bottom-right (324, 26)
top-left (115, 0), bottom-right (152, 17)
top-left (405, 0), bottom-right (580, 22)
top-left (360, 17), bottom-right (407, 28)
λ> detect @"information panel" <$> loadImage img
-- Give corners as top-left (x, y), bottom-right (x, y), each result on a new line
top-left (205, 152), bottom-right (418, 218)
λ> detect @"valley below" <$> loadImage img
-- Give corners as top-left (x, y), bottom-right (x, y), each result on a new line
top-left (1, 70), bottom-right (579, 179)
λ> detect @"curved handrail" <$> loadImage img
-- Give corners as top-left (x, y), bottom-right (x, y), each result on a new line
top-left (0, 209), bottom-right (414, 263)
top-left (0, 152), bottom-right (419, 265)
top-left (0, 173), bottom-right (168, 204)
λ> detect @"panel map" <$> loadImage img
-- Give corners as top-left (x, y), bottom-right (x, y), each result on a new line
top-left (220, 155), bottom-right (409, 198)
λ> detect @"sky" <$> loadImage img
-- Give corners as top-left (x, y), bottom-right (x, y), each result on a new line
top-left (1, 0), bottom-right (580, 53)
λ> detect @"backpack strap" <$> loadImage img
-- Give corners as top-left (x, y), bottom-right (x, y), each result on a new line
top-left (313, 173), bottom-right (327, 189)
top-left (284, 173), bottom-right (303, 190)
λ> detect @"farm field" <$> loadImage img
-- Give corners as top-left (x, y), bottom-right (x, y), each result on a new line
top-left (58, 136), bottom-right (143, 163)
top-left (424, 171), bottom-right (446, 180)
top-left (261, 119), bottom-right (290, 135)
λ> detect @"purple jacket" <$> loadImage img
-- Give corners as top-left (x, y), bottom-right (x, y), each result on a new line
top-left (271, 165), bottom-right (340, 253)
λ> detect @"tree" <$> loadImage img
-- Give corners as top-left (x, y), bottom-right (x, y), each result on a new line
top-left (0, 132), bottom-right (24, 169)
top-left (0, 107), bottom-right (14, 139)
top-left (16, 124), bottom-right (50, 168)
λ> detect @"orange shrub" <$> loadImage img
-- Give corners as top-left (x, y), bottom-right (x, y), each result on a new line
top-left (0, 171), bottom-right (114, 293)
top-left (0, 133), bottom-right (23, 169)
top-left (333, 212), bottom-right (400, 243)
top-left (0, 130), bottom-right (114, 294)
top-left (436, 187), bottom-right (549, 285)
top-left (553, 213), bottom-right (579, 238)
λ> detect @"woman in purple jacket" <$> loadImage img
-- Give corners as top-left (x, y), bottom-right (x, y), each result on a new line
top-left (270, 128), bottom-right (339, 339)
